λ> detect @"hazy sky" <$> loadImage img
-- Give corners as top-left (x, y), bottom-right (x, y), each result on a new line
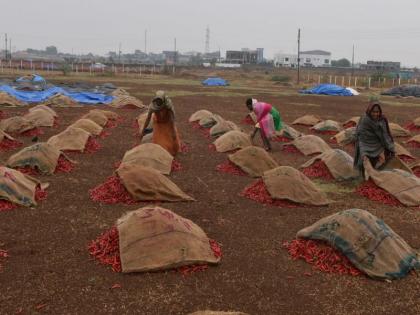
top-left (1, 0), bottom-right (420, 66)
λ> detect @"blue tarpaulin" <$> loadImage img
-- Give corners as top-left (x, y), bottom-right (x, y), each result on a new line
top-left (300, 84), bottom-right (354, 96)
top-left (16, 74), bottom-right (46, 83)
top-left (0, 85), bottom-right (114, 104)
top-left (202, 77), bottom-right (229, 86)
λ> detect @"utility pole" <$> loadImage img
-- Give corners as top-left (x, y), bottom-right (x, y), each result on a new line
top-left (118, 42), bottom-right (121, 62)
top-left (9, 38), bottom-right (11, 60)
top-left (174, 37), bottom-right (177, 64)
top-left (144, 29), bottom-right (147, 54)
top-left (297, 28), bottom-right (301, 84)
top-left (205, 26), bottom-right (210, 54)
top-left (351, 44), bottom-right (355, 78)
top-left (4, 33), bottom-right (7, 60)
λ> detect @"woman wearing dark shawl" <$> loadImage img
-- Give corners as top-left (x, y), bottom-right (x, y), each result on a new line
top-left (354, 101), bottom-right (395, 174)
top-left (139, 90), bottom-right (181, 156)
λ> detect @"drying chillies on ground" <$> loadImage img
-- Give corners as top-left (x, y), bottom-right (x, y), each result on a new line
top-left (343, 122), bottom-right (357, 129)
top-left (191, 122), bottom-right (211, 139)
top-left (283, 239), bottom-right (362, 276)
top-left (89, 226), bottom-right (222, 275)
top-left (398, 155), bottom-right (415, 163)
top-left (216, 160), bottom-right (246, 176)
top-left (241, 116), bottom-right (254, 125)
top-left (89, 175), bottom-right (138, 205)
top-left (272, 136), bottom-right (292, 143)
top-left (19, 128), bottom-right (44, 137)
top-left (302, 160), bottom-right (334, 181)
top-left (65, 137), bottom-right (101, 154)
top-left (171, 160), bottom-right (182, 172)
top-left (99, 130), bottom-right (111, 139)
top-left (0, 186), bottom-right (48, 212)
top-left (355, 179), bottom-right (401, 206)
top-left (208, 144), bottom-right (216, 152)
top-left (0, 139), bottom-right (22, 151)
top-left (312, 130), bottom-right (338, 135)
top-left (405, 122), bottom-right (420, 131)
top-left (282, 144), bottom-right (303, 155)
top-left (240, 179), bottom-right (300, 208)
top-left (14, 155), bottom-right (74, 175)
top-left (406, 141), bottom-right (420, 148)
top-left (180, 142), bottom-right (190, 153)
top-left (414, 168), bottom-right (420, 178)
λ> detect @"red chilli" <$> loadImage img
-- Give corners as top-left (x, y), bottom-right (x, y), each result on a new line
top-left (302, 160), bottom-right (334, 181)
top-left (19, 128), bottom-right (44, 137)
top-left (89, 175), bottom-right (138, 205)
top-left (355, 179), bottom-right (401, 206)
top-left (282, 144), bottom-right (303, 155)
top-left (216, 160), bottom-right (246, 176)
top-left (0, 138), bottom-right (23, 151)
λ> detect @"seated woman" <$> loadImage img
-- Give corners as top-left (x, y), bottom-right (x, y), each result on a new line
top-left (139, 91), bottom-right (181, 156)
top-left (245, 98), bottom-right (282, 151)
top-left (354, 101), bottom-right (395, 174)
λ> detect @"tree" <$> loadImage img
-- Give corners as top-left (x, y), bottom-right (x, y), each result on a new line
top-left (45, 46), bottom-right (58, 55)
top-left (331, 58), bottom-right (351, 67)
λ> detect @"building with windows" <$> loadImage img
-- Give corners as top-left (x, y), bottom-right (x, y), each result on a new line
top-left (225, 48), bottom-right (264, 64)
top-left (360, 61), bottom-right (401, 72)
top-left (274, 50), bottom-right (331, 68)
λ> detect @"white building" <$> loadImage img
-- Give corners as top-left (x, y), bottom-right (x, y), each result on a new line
top-left (275, 50), bottom-right (331, 68)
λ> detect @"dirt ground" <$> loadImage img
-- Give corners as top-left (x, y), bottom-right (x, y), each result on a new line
top-left (0, 74), bottom-right (420, 315)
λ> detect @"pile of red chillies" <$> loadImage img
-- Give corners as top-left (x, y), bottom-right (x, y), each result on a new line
top-left (355, 180), bottom-right (401, 206)
top-left (171, 160), bottom-right (183, 172)
top-left (406, 141), bottom-right (420, 148)
top-left (405, 122), bottom-right (420, 131)
top-left (283, 239), bottom-right (362, 276)
top-left (89, 175), bottom-right (138, 205)
top-left (216, 160), bottom-right (246, 176)
top-left (282, 144), bottom-right (302, 155)
top-left (19, 127), bottom-right (44, 137)
top-left (0, 139), bottom-right (22, 151)
top-left (0, 185), bottom-right (47, 212)
top-left (302, 160), bottom-right (334, 180)
top-left (272, 136), bottom-right (292, 143)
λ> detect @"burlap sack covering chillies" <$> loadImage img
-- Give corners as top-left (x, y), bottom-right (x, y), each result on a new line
top-left (210, 120), bottom-right (239, 138)
top-left (331, 127), bottom-right (356, 146)
top-left (389, 123), bottom-right (411, 137)
top-left (117, 206), bottom-right (219, 273)
top-left (0, 92), bottom-right (26, 106)
top-left (6, 142), bottom-right (61, 175)
top-left (24, 109), bottom-right (55, 127)
top-left (70, 118), bottom-right (103, 136)
top-left (228, 146), bottom-right (278, 177)
top-left (29, 104), bottom-right (57, 117)
top-left (199, 115), bottom-right (219, 128)
top-left (311, 120), bottom-right (343, 132)
top-left (0, 130), bottom-right (16, 142)
top-left (276, 124), bottom-right (302, 140)
top-left (188, 110), bottom-right (214, 123)
top-left (0, 166), bottom-right (45, 207)
top-left (43, 94), bottom-right (80, 107)
top-left (378, 156), bottom-right (413, 174)
top-left (0, 116), bottom-right (35, 134)
top-left (47, 127), bottom-right (91, 152)
top-left (137, 112), bottom-right (153, 130)
top-left (120, 143), bottom-right (174, 175)
top-left (116, 164), bottom-right (194, 202)
top-left (412, 161), bottom-right (420, 171)
top-left (343, 116), bottom-right (360, 126)
top-left (292, 114), bottom-right (322, 126)
top-left (297, 208), bottom-right (420, 280)
top-left (301, 149), bottom-right (358, 180)
top-left (406, 134), bottom-right (420, 145)
top-left (82, 110), bottom-right (108, 127)
top-left (111, 88), bottom-right (129, 96)
top-left (395, 142), bottom-right (414, 159)
top-left (98, 110), bottom-right (119, 120)
top-left (291, 135), bottom-right (331, 156)
top-left (109, 94), bottom-right (145, 109)
top-left (214, 131), bottom-right (252, 153)
top-left (413, 117), bottom-right (420, 127)
top-left (364, 159), bottom-right (420, 206)
top-left (188, 312), bottom-right (249, 315)
top-left (263, 166), bottom-right (331, 206)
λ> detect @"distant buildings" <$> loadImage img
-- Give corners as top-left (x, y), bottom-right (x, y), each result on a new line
top-left (225, 48), bottom-right (264, 64)
top-left (360, 61), bottom-right (401, 72)
top-left (274, 50), bottom-right (331, 68)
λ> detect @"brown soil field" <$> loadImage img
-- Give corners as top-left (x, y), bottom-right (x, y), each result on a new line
top-left (0, 74), bottom-right (419, 314)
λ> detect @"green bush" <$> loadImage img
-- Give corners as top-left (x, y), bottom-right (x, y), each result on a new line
top-left (62, 63), bottom-right (72, 76)
top-left (271, 75), bottom-right (291, 82)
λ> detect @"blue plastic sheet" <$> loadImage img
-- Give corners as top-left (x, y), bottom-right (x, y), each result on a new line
top-left (202, 77), bottom-right (229, 86)
top-left (16, 74), bottom-right (46, 83)
top-left (300, 84), bottom-right (354, 96)
top-left (0, 85), bottom-right (114, 104)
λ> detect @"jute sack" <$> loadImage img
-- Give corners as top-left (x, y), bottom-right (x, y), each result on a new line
top-left (70, 119), bottom-right (103, 136)
top-left (24, 109), bottom-right (55, 127)
top-left (47, 127), bottom-right (91, 152)
top-left (311, 120), bottom-right (343, 133)
top-left (116, 164), bottom-right (194, 202)
top-left (199, 114), bottom-right (220, 128)
top-left (7, 142), bottom-right (61, 174)
top-left (111, 88), bottom-right (129, 96)
top-left (189, 110), bottom-right (214, 123)
top-left (214, 131), bottom-right (252, 153)
top-left (301, 149), bottom-right (358, 180)
top-left (378, 156), bottom-right (413, 174)
top-left (188, 312), bottom-right (249, 315)
top-left (343, 116), bottom-right (360, 127)
top-left (99, 110), bottom-right (119, 120)
top-left (117, 206), bottom-right (220, 273)
top-left (331, 127), bottom-right (356, 146)
top-left (43, 94), bottom-right (80, 107)
top-left (109, 94), bottom-right (145, 109)
top-left (82, 110), bottom-right (108, 127)
top-left (405, 134), bottom-right (420, 145)
top-left (364, 159), bottom-right (420, 206)
top-left (120, 143), bottom-right (174, 175)
top-left (412, 117), bottom-right (420, 127)
top-left (292, 114), bottom-right (322, 126)
top-left (0, 130), bottom-right (16, 143)
top-left (0, 166), bottom-right (47, 207)
top-left (297, 209), bottom-right (420, 280)
top-left (395, 143), bottom-right (414, 159)
top-left (29, 104), bottom-right (57, 117)
top-left (0, 92), bottom-right (26, 106)
top-left (263, 166), bottom-right (331, 206)
top-left (275, 124), bottom-right (302, 140)
top-left (389, 123), bottom-right (411, 137)
top-left (228, 146), bottom-right (278, 177)
top-left (210, 120), bottom-right (239, 138)
top-left (0, 116), bottom-right (35, 134)
top-left (291, 135), bottom-right (331, 156)
top-left (137, 112), bottom-right (153, 130)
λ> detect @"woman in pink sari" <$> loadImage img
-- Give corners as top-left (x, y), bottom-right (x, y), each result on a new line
top-left (246, 98), bottom-right (276, 151)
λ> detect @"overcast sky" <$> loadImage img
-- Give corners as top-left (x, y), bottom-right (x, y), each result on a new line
top-left (1, 0), bottom-right (420, 66)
